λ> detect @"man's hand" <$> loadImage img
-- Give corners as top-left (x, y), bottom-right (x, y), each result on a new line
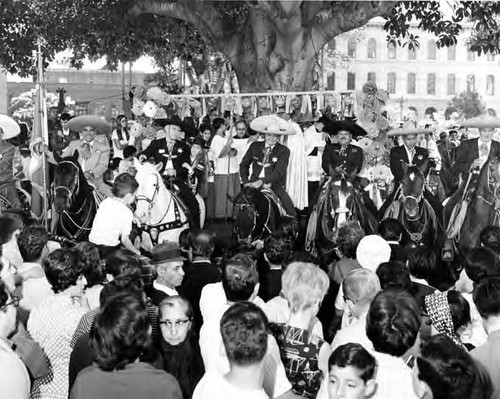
top-left (165, 168), bottom-right (176, 177)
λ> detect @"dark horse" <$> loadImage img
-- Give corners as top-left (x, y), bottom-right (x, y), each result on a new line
top-left (305, 177), bottom-right (378, 257)
top-left (233, 186), bottom-right (296, 243)
top-left (382, 164), bottom-right (443, 248)
top-left (52, 151), bottom-right (97, 241)
top-left (444, 156), bottom-right (500, 250)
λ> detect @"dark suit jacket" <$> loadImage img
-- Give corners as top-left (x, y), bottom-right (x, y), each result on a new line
top-left (390, 145), bottom-right (429, 184)
top-left (142, 138), bottom-right (190, 178)
top-left (146, 286), bottom-right (170, 307)
top-left (454, 138), bottom-right (500, 175)
top-left (321, 143), bottom-right (363, 176)
top-left (240, 141), bottom-right (289, 189)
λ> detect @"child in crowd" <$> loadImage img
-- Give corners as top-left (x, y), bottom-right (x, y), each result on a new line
top-left (89, 173), bottom-right (140, 257)
top-left (327, 343), bottom-right (377, 399)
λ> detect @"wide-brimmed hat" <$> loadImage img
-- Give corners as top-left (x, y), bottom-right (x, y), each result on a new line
top-left (66, 115), bottom-right (111, 135)
top-left (152, 242), bottom-right (185, 264)
top-left (249, 115), bottom-right (295, 135)
top-left (461, 113), bottom-right (500, 129)
top-left (356, 235), bottom-right (391, 271)
top-left (387, 120), bottom-right (432, 137)
top-left (0, 115), bottom-right (20, 140)
top-left (324, 120), bottom-right (367, 138)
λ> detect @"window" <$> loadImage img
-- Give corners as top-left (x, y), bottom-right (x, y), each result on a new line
top-left (387, 72), bottom-right (396, 94)
top-left (367, 72), bottom-right (376, 83)
top-left (467, 49), bottom-right (476, 61)
top-left (347, 72), bottom-right (356, 90)
top-left (448, 46), bottom-right (456, 61)
top-left (467, 74), bottom-right (476, 92)
top-left (367, 38), bottom-right (376, 58)
top-left (327, 72), bottom-right (335, 90)
top-left (387, 42), bottom-right (396, 59)
top-left (427, 40), bottom-right (436, 60)
top-left (447, 74), bottom-right (456, 95)
top-left (487, 52), bottom-right (495, 62)
top-left (487, 75), bottom-right (495, 96)
top-left (408, 47), bottom-right (417, 60)
top-left (407, 73), bottom-right (416, 94)
top-left (347, 38), bottom-right (356, 58)
top-left (427, 73), bottom-right (436, 94)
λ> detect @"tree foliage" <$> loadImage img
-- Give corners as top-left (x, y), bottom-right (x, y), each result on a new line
top-left (449, 91), bottom-right (485, 119)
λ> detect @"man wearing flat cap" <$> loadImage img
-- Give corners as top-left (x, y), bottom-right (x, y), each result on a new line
top-left (240, 115), bottom-right (297, 217)
top-left (321, 120), bottom-right (364, 182)
top-left (139, 119), bottom-right (200, 228)
top-left (146, 242), bottom-right (186, 306)
top-left (454, 114), bottom-right (500, 181)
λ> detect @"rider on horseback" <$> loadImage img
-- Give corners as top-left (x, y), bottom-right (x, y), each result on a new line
top-left (240, 115), bottom-right (297, 218)
top-left (0, 115), bottom-right (23, 208)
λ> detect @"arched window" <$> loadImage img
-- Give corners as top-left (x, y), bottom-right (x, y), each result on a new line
top-left (387, 72), bottom-right (396, 94)
top-left (427, 40), bottom-right (436, 60)
top-left (487, 75), bottom-right (495, 96)
top-left (408, 47), bottom-right (417, 60)
top-left (447, 46), bottom-right (456, 61)
top-left (387, 42), bottom-right (396, 59)
top-left (447, 74), bottom-right (456, 95)
top-left (467, 74), bottom-right (476, 92)
top-left (327, 72), bottom-right (335, 90)
top-left (427, 73), bottom-right (436, 94)
top-left (367, 72), bottom-right (376, 83)
top-left (347, 72), bottom-right (356, 90)
top-left (347, 38), bottom-right (357, 58)
top-left (407, 73), bottom-right (416, 94)
top-left (367, 38), bottom-right (376, 58)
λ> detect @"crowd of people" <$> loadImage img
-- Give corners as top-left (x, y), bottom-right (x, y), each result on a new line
top-left (1, 105), bottom-right (500, 399)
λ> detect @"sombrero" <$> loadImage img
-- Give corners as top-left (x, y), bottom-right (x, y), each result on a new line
top-left (0, 115), bottom-right (20, 139)
top-left (387, 120), bottom-right (432, 137)
top-left (323, 120), bottom-right (368, 137)
top-left (66, 115), bottom-right (111, 136)
top-left (461, 114), bottom-right (500, 129)
top-left (249, 115), bottom-right (295, 135)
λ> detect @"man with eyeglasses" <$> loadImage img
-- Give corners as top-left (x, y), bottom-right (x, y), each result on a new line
top-left (0, 279), bottom-right (30, 399)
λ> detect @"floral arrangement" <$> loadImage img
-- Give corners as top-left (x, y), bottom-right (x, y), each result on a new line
top-left (371, 164), bottom-right (393, 185)
top-left (356, 82), bottom-right (390, 138)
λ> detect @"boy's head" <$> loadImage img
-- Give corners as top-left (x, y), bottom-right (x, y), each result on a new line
top-left (17, 224), bottom-right (49, 263)
top-left (328, 343), bottom-right (377, 399)
top-left (112, 173), bottom-right (138, 204)
top-left (473, 277), bottom-right (500, 324)
top-left (123, 145), bottom-right (137, 160)
top-left (222, 254), bottom-right (259, 302)
top-left (220, 301), bottom-right (268, 368)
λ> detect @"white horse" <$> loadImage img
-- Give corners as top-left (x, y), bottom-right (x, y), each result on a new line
top-left (134, 162), bottom-right (189, 253)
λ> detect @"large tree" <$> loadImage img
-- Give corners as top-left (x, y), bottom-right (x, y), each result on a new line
top-left (3, 1), bottom-right (500, 92)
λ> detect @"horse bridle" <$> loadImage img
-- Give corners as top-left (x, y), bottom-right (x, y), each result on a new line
top-left (135, 172), bottom-right (173, 226)
top-left (53, 160), bottom-right (80, 206)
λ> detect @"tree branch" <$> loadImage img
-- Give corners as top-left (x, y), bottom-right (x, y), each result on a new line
top-left (302, 1), bottom-right (330, 26)
top-left (312, 1), bottom-right (399, 46)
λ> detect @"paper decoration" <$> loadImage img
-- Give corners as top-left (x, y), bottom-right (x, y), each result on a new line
top-left (143, 101), bottom-right (157, 118)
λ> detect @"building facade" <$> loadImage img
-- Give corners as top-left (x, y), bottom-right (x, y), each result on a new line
top-left (329, 17), bottom-right (500, 118)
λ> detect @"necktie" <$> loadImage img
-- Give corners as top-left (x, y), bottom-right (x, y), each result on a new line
top-left (259, 147), bottom-right (272, 178)
top-left (409, 148), bottom-right (415, 163)
top-left (82, 142), bottom-right (92, 161)
top-left (480, 143), bottom-right (489, 158)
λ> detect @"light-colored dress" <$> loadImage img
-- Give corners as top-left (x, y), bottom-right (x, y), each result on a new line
top-left (285, 122), bottom-right (308, 210)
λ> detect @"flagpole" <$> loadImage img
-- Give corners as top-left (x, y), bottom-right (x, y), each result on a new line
top-left (36, 40), bottom-right (49, 229)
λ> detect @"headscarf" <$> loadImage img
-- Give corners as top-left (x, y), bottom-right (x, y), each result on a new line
top-left (424, 291), bottom-right (463, 347)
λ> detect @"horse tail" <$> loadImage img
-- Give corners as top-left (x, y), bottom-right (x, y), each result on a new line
top-left (305, 207), bottom-right (319, 256)
top-left (446, 200), bottom-right (469, 240)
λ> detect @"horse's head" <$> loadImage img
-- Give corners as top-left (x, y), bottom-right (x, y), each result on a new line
top-left (53, 151), bottom-right (82, 213)
top-left (234, 185), bottom-right (259, 241)
top-left (328, 178), bottom-right (355, 221)
top-left (134, 162), bottom-right (164, 224)
top-left (401, 163), bottom-right (426, 220)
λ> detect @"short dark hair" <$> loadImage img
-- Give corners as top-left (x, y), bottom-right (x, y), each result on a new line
top-left (407, 246), bottom-right (438, 283)
top-left (376, 261), bottom-right (411, 291)
top-left (0, 214), bottom-right (23, 245)
top-left (189, 229), bottom-right (215, 258)
top-left (329, 343), bottom-right (376, 383)
top-left (17, 225), bottom-right (48, 263)
top-left (212, 118), bottom-right (225, 131)
top-left (264, 231), bottom-right (293, 266)
top-left (43, 248), bottom-right (84, 293)
top-left (91, 291), bottom-right (152, 371)
top-left (222, 254), bottom-right (259, 302)
top-left (447, 290), bottom-right (471, 332)
top-left (366, 288), bottom-right (421, 356)
top-left (105, 249), bottom-right (142, 280)
top-left (416, 335), bottom-right (480, 399)
top-left (473, 277), bottom-right (500, 319)
top-left (465, 247), bottom-right (500, 283)
top-left (0, 279), bottom-right (8, 309)
top-left (112, 173), bottom-right (138, 198)
top-left (480, 225), bottom-right (500, 251)
top-left (74, 242), bottom-right (105, 288)
top-left (220, 301), bottom-right (268, 366)
top-left (122, 145), bottom-right (137, 159)
top-left (99, 277), bottom-right (145, 308)
top-left (378, 218), bottom-right (403, 241)
top-left (336, 222), bottom-right (365, 259)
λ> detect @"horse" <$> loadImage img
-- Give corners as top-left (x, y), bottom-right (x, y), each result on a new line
top-left (52, 151), bottom-right (97, 241)
top-left (134, 162), bottom-right (189, 254)
top-left (382, 164), bottom-right (443, 248)
top-left (305, 176), bottom-right (379, 257)
top-left (444, 156), bottom-right (500, 250)
top-left (233, 185), bottom-right (296, 244)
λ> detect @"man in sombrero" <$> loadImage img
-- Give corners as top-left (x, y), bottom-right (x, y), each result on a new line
top-left (240, 114), bottom-right (297, 218)
top-left (0, 115), bottom-right (22, 208)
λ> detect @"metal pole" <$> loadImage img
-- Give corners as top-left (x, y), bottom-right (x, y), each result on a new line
top-left (37, 42), bottom-right (49, 229)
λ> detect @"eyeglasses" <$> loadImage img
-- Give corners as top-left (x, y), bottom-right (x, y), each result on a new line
top-left (159, 318), bottom-right (191, 328)
top-left (1, 296), bottom-right (20, 312)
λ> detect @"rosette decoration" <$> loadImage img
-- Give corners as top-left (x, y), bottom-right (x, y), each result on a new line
top-left (372, 164), bottom-right (393, 185)
top-left (129, 121), bottom-right (143, 138)
top-left (142, 101), bottom-right (157, 118)
top-left (131, 100), bottom-right (145, 116)
top-left (357, 137), bottom-right (373, 153)
top-left (146, 86), bottom-right (163, 101)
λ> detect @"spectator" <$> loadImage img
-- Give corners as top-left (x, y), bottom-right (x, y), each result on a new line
top-left (193, 302), bottom-right (269, 399)
top-left (28, 248), bottom-right (89, 399)
top-left (16, 224), bottom-right (52, 314)
top-left (366, 289), bottom-right (421, 399)
top-left (327, 343), bottom-right (377, 399)
top-left (180, 230), bottom-right (221, 331)
top-left (146, 242), bottom-right (186, 306)
top-left (378, 218), bottom-right (407, 263)
top-left (331, 269), bottom-right (381, 351)
top-left (407, 247), bottom-right (439, 306)
top-left (70, 292), bottom-right (182, 399)
top-left (376, 260), bottom-right (411, 291)
top-left (75, 242), bottom-right (106, 309)
top-left (270, 262), bottom-right (331, 398)
top-left (480, 225), bottom-right (500, 255)
top-left (0, 279), bottom-right (30, 399)
top-left (331, 222), bottom-right (364, 285)
top-left (0, 213), bottom-right (23, 269)
top-left (157, 296), bottom-right (204, 399)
